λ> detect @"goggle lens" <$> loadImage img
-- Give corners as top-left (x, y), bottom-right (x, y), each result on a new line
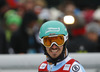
top-left (43, 35), bottom-right (64, 47)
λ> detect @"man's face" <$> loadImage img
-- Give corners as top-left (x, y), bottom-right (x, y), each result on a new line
top-left (9, 24), bottom-right (18, 32)
top-left (46, 44), bottom-right (63, 59)
top-left (27, 21), bottom-right (37, 28)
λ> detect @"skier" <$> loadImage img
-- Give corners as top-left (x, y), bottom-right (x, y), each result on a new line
top-left (38, 20), bottom-right (86, 72)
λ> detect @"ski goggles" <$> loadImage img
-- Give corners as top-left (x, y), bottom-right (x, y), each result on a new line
top-left (41, 35), bottom-right (68, 48)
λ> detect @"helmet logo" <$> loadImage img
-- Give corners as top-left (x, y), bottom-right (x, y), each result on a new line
top-left (49, 33), bottom-right (56, 35)
top-left (45, 27), bottom-right (60, 34)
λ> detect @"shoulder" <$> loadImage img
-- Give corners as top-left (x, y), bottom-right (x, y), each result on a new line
top-left (38, 61), bottom-right (48, 70)
top-left (70, 61), bottom-right (86, 72)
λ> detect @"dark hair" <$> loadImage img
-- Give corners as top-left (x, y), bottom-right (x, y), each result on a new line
top-left (20, 11), bottom-right (38, 30)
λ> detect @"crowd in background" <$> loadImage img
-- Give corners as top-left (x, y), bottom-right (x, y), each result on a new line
top-left (0, 0), bottom-right (100, 54)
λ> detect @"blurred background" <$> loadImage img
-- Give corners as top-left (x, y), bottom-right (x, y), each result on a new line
top-left (0, 0), bottom-right (100, 72)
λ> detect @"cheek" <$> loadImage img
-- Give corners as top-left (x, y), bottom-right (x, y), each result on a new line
top-left (46, 48), bottom-right (49, 52)
top-left (59, 46), bottom-right (63, 50)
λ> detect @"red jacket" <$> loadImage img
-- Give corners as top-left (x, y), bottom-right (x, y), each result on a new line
top-left (38, 59), bottom-right (76, 72)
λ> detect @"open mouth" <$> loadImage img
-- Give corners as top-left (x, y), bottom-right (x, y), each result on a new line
top-left (51, 50), bottom-right (58, 53)
top-left (50, 48), bottom-right (59, 53)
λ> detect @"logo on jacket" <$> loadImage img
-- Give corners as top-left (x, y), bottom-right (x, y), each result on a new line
top-left (63, 64), bottom-right (71, 70)
top-left (40, 63), bottom-right (47, 69)
top-left (72, 64), bottom-right (80, 72)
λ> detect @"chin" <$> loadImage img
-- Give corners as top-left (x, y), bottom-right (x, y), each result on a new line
top-left (51, 55), bottom-right (58, 59)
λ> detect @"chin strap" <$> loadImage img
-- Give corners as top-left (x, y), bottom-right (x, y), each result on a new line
top-left (42, 41), bottom-right (68, 66)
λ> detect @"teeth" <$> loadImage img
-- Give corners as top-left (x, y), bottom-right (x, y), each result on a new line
top-left (52, 50), bottom-right (57, 52)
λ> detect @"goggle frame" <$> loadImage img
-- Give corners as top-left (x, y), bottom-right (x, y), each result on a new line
top-left (40, 34), bottom-right (68, 48)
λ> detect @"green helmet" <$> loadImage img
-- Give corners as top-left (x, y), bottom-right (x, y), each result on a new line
top-left (39, 20), bottom-right (68, 38)
top-left (4, 10), bottom-right (17, 18)
top-left (6, 14), bottom-right (22, 27)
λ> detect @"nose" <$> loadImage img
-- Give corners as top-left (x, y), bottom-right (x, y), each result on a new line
top-left (51, 44), bottom-right (57, 49)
